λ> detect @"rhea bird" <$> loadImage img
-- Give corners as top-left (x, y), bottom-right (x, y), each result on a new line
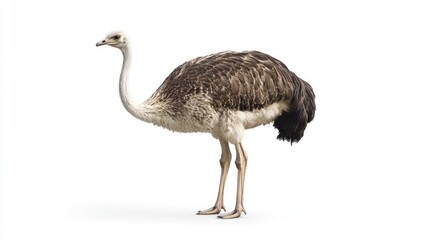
top-left (96, 32), bottom-right (316, 219)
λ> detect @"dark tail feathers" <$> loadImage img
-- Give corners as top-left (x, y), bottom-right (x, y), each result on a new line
top-left (273, 73), bottom-right (315, 144)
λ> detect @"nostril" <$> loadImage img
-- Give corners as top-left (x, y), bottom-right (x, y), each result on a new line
top-left (96, 39), bottom-right (107, 47)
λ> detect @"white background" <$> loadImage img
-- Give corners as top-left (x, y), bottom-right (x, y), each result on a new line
top-left (1, 0), bottom-right (428, 239)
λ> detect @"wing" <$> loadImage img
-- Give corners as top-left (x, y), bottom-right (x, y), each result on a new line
top-left (153, 51), bottom-right (299, 112)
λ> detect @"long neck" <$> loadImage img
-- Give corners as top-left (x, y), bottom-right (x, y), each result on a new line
top-left (118, 46), bottom-right (164, 124)
top-left (119, 46), bottom-right (143, 120)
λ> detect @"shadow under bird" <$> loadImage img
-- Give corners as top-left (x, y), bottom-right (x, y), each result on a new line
top-left (96, 32), bottom-right (316, 219)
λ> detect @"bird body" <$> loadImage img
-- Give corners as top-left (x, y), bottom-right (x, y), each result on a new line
top-left (128, 50), bottom-right (312, 144)
top-left (96, 32), bottom-right (315, 218)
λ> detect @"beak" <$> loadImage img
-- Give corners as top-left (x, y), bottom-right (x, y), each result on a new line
top-left (96, 39), bottom-right (107, 47)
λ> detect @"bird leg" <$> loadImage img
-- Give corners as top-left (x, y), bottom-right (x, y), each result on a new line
top-left (197, 140), bottom-right (231, 215)
top-left (218, 143), bottom-right (248, 219)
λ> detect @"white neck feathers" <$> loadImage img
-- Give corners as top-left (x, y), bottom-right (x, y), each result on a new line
top-left (118, 46), bottom-right (163, 124)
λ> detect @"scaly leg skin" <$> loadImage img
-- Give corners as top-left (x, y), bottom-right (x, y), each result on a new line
top-left (197, 140), bottom-right (231, 215)
top-left (218, 143), bottom-right (248, 219)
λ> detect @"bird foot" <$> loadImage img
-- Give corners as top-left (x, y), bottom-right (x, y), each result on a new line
top-left (217, 208), bottom-right (246, 219)
top-left (197, 205), bottom-right (225, 215)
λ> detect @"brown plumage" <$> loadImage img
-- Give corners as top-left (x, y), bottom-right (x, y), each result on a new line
top-left (154, 50), bottom-right (315, 143)
top-left (96, 32), bottom-right (316, 219)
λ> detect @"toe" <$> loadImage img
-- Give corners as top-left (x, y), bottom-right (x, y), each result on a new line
top-left (197, 206), bottom-right (222, 215)
top-left (218, 210), bottom-right (242, 219)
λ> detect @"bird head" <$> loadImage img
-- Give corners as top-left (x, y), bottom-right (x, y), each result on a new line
top-left (96, 31), bottom-right (127, 49)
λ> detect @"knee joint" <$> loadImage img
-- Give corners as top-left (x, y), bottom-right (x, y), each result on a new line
top-left (219, 153), bottom-right (231, 167)
top-left (235, 158), bottom-right (243, 170)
